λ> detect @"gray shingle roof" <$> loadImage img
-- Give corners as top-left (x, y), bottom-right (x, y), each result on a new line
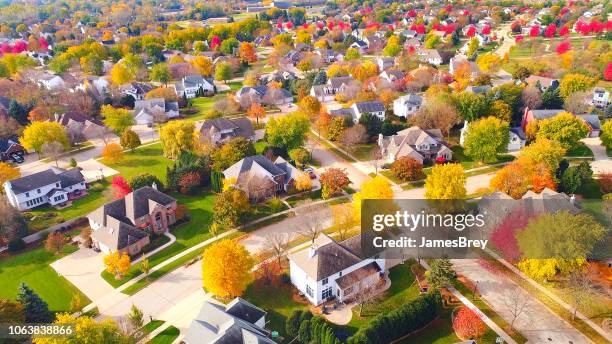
top-left (7, 168), bottom-right (84, 195)
top-left (354, 100), bottom-right (385, 113)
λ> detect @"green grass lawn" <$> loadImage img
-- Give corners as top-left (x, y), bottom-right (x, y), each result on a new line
top-left (254, 141), bottom-right (267, 154)
top-left (142, 320), bottom-right (165, 335)
top-left (345, 261), bottom-right (420, 333)
top-left (101, 143), bottom-right (173, 183)
top-left (150, 326), bottom-right (180, 344)
top-left (25, 179), bottom-right (110, 232)
top-left (340, 143), bottom-right (377, 161)
top-left (566, 142), bottom-right (594, 157)
top-left (102, 191), bottom-right (217, 288)
top-left (451, 146), bottom-right (514, 170)
top-left (243, 280), bottom-right (308, 342)
top-left (285, 189), bottom-right (323, 207)
top-left (0, 244), bottom-right (90, 312)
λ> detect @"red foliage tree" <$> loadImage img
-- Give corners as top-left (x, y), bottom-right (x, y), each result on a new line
top-left (604, 63), bottom-right (612, 81)
top-left (466, 26), bottom-right (476, 37)
top-left (453, 307), bottom-right (487, 339)
top-left (481, 25), bottom-right (491, 35)
top-left (556, 40), bottom-right (571, 55)
top-left (12, 40), bottom-right (27, 53)
top-left (558, 25), bottom-right (570, 36)
top-left (490, 206), bottom-right (532, 261)
top-left (544, 23), bottom-right (557, 38)
top-left (111, 176), bottom-right (132, 199)
top-left (255, 260), bottom-right (282, 287)
top-left (560, 7), bottom-right (569, 16)
top-left (285, 21), bottom-right (293, 29)
top-left (210, 36), bottom-right (221, 50)
top-left (529, 25), bottom-right (540, 37)
top-left (598, 173), bottom-right (612, 194)
top-left (408, 9), bottom-right (416, 17)
top-left (515, 35), bottom-right (524, 43)
top-left (178, 171), bottom-right (201, 194)
top-left (327, 21), bottom-right (334, 30)
top-left (38, 37), bottom-right (49, 50)
top-left (316, 22), bottom-right (324, 30)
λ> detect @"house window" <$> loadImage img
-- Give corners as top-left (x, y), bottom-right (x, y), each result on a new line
top-left (37, 189), bottom-right (41, 194)
top-left (322, 287), bottom-right (332, 300)
top-left (306, 285), bottom-right (314, 297)
top-left (25, 192), bottom-right (29, 197)
top-left (56, 183), bottom-right (60, 187)
top-left (322, 278), bottom-right (328, 285)
top-left (339, 271), bottom-right (342, 277)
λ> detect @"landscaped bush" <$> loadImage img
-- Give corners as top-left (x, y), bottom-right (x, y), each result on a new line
top-left (130, 173), bottom-right (164, 191)
top-left (391, 156), bottom-right (425, 182)
top-left (8, 238), bottom-right (25, 252)
top-left (347, 291), bottom-right (441, 344)
top-left (268, 197), bottom-right (285, 213)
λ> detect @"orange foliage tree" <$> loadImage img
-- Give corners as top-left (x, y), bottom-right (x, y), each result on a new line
top-left (104, 251), bottom-right (131, 279)
top-left (247, 102), bottom-right (266, 124)
top-left (201, 239), bottom-right (254, 298)
top-left (453, 306), bottom-right (487, 339)
top-left (238, 42), bottom-right (257, 64)
top-left (102, 143), bottom-right (124, 164)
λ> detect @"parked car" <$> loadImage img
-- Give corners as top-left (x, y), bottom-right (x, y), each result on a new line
top-left (11, 154), bottom-right (23, 163)
top-left (303, 167), bottom-right (316, 179)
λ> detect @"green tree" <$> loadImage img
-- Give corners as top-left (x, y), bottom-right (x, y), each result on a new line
top-left (598, 120), bottom-right (612, 149)
top-left (220, 38), bottom-right (240, 55)
top-left (453, 92), bottom-right (490, 121)
top-left (560, 166), bottom-right (582, 194)
top-left (426, 258), bottom-right (456, 289)
top-left (130, 173), bottom-right (164, 191)
top-left (150, 63), bottom-right (171, 86)
top-left (463, 117), bottom-right (510, 162)
top-left (127, 304), bottom-right (144, 334)
top-left (213, 188), bottom-right (251, 229)
top-left (16, 283), bottom-right (53, 323)
top-left (101, 105), bottom-right (135, 134)
top-left (541, 86), bottom-right (564, 108)
top-left (119, 129), bottom-right (141, 152)
top-left (265, 112), bottom-right (310, 150)
top-left (212, 137), bottom-right (256, 171)
top-left (214, 62), bottom-right (232, 83)
top-left (289, 148), bottom-right (310, 168)
top-left (345, 48), bottom-right (360, 61)
top-left (559, 73), bottom-right (597, 99)
top-left (520, 138), bottom-right (566, 173)
top-left (536, 112), bottom-right (589, 149)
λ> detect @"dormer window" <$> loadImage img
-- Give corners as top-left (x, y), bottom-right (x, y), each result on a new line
top-left (37, 189), bottom-right (41, 194)
top-left (56, 183), bottom-right (60, 187)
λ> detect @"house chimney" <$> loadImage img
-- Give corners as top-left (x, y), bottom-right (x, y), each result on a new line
top-left (308, 244), bottom-right (318, 258)
top-left (377, 133), bottom-right (384, 148)
top-left (53, 112), bottom-right (59, 122)
top-left (152, 182), bottom-right (157, 190)
top-left (570, 194), bottom-right (576, 205)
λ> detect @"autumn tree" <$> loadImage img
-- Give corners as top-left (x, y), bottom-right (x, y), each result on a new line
top-left (246, 102), bottom-right (265, 124)
top-left (463, 117), bottom-right (510, 162)
top-left (298, 95), bottom-right (321, 117)
top-left (475, 53), bottom-right (501, 73)
top-left (41, 141), bottom-right (65, 168)
top-left (111, 176), bottom-right (132, 199)
top-left (490, 160), bottom-right (532, 199)
top-left (213, 188), bottom-right (251, 230)
top-left (101, 105), bottom-right (134, 134)
top-left (33, 314), bottom-right (132, 344)
top-left (150, 63), bottom-right (171, 86)
top-left (20, 122), bottom-right (69, 157)
top-left (160, 120), bottom-right (195, 159)
top-left (600, 121), bottom-right (612, 150)
top-left (0, 162), bottom-right (19, 192)
top-left (425, 164), bottom-right (466, 200)
top-left (202, 239), bottom-right (254, 298)
top-left (265, 112), bottom-right (310, 150)
top-left (104, 251), bottom-right (131, 279)
top-left (0, 299), bottom-right (24, 323)
top-left (559, 73), bottom-right (596, 99)
top-left (352, 176), bottom-right (393, 222)
top-left (120, 129), bottom-right (141, 152)
top-left (289, 148), bottom-right (310, 168)
top-left (320, 168), bottom-right (350, 199)
top-left (102, 143), bottom-right (124, 164)
top-left (44, 232), bottom-right (65, 255)
top-left (521, 85), bottom-right (543, 110)
top-left (391, 157), bottom-right (424, 182)
top-left (536, 112), bottom-right (589, 149)
top-left (110, 62), bottom-right (135, 85)
top-left (341, 124), bottom-right (368, 149)
top-left (294, 172), bottom-right (312, 191)
top-left (215, 62), bottom-right (232, 83)
top-left (453, 92), bottom-right (490, 122)
top-left (412, 99), bottom-right (460, 137)
top-left (238, 42), bottom-right (257, 64)
top-left (520, 138), bottom-right (566, 173)
top-left (211, 137), bottom-right (256, 171)
top-left (190, 56), bottom-right (213, 76)
top-left (453, 306), bottom-right (487, 339)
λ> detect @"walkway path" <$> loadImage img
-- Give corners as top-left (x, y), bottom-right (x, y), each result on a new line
top-left (451, 259), bottom-right (592, 343)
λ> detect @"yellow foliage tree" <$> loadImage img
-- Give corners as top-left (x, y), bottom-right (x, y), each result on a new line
top-left (0, 162), bottom-right (20, 192)
top-left (101, 143), bottom-right (124, 164)
top-left (110, 62), bottom-right (135, 85)
top-left (475, 53), bottom-right (501, 73)
top-left (20, 121), bottom-right (69, 156)
top-left (159, 121), bottom-right (195, 159)
top-left (103, 251), bottom-right (131, 279)
top-left (294, 172), bottom-right (312, 191)
top-left (352, 176), bottom-right (393, 222)
top-left (222, 177), bottom-right (237, 191)
top-left (424, 164), bottom-right (466, 200)
top-left (190, 56), bottom-right (213, 76)
top-left (202, 239), bottom-right (254, 298)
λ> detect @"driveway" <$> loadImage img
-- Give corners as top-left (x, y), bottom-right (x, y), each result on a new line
top-left (452, 259), bottom-right (592, 344)
top-left (310, 139), bottom-right (370, 191)
top-left (582, 137), bottom-right (612, 175)
top-left (51, 247), bottom-right (115, 302)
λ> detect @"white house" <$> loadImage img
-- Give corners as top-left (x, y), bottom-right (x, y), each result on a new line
top-left (380, 126), bottom-right (453, 163)
top-left (393, 94), bottom-right (423, 118)
top-left (4, 168), bottom-right (87, 211)
top-left (591, 88), bottom-right (610, 108)
top-left (309, 76), bottom-right (355, 102)
top-left (37, 73), bottom-right (66, 90)
top-left (120, 82), bottom-right (154, 100)
top-left (288, 234), bottom-right (387, 306)
top-left (459, 121), bottom-right (526, 151)
top-left (416, 49), bottom-right (443, 66)
top-left (174, 75), bottom-right (215, 99)
top-left (132, 98), bottom-right (179, 125)
top-left (351, 100), bottom-right (386, 122)
top-left (376, 56), bottom-right (395, 71)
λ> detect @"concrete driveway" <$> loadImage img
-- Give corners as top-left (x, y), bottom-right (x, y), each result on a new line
top-left (51, 247), bottom-right (115, 302)
top-left (310, 139), bottom-right (370, 191)
top-left (582, 137), bottom-right (612, 175)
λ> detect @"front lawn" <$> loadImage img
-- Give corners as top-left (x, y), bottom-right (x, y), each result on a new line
top-left (150, 326), bottom-right (180, 344)
top-left (0, 244), bottom-right (90, 312)
top-left (451, 146), bottom-right (514, 170)
top-left (339, 143), bottom-right (377, 161)
top-left (25, 179), bottom-right (110, 232)
top-left (101, 143), bottom-right (173, 183)
top-left (566, 142), bottom-right (594, 157)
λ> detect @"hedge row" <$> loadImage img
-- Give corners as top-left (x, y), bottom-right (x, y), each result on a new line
top-left (347, 291), bottom-right (441, 344)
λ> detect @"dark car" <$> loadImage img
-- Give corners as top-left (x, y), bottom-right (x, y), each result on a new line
top-left (11, 154), bottom-right (23, 163)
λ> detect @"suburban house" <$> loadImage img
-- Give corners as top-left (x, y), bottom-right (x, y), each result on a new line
top-left (525, 75), bottom-right (559, 91)
top-left (376, 56), bottom-right (395, 71)
top-left (352, 100), bottom-right (386, 121)
top-left (578, 114), bottom-right (602, 137)
top-left (260, 70), bottom-right (297, 84)
top-left (173, 75), bottom-right (215, 99)
top-left (120, 82), bottom-right (154, 100)
top-left (0, 136), bottom-right (25, 162)
top-left (591, 88), bottom-right (610, 108)
top-left (521, 108), bottom-right (564, 130)
top-left (235, 85), bottom-right (293, 105)
top-left (54, 111), bottom-right (106, 141)
top-left (393, 94), bottom-right (424, 118)
top-left (380, 126), bottom-right (453, 163)
top-left (379, 70), bottom-right (405, 83)
top-left (199, 117), bottom-right (255, 145)
top-left (416, 49), bottom-right (443, 66)
top-left (460, 121), bottom-right (526, 151)
top-left (87, 186), bottom-right (177, 255)
top-left (288, 233), bottom-right (387, 306)
top-left (449, 56), bottom-right (480, 78)
top-left (35, 73), bottom-right (66, 90)
top-left (309, 76), bottom-right (355, 102)
top-left (349, 40), bottom-right (368, 53)
top-left (223, 155), bottom-right (300, 202)
top-left (4, 167), bottom-right (87, 211)
top-left (132, 98), bottom-right (180, 125)
top-left (183, 298), bottom-right (274, 344)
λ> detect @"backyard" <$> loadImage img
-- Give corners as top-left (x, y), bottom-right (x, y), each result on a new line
top-left (100, 143), bottom-right (173, 183)
top-left (0, 243), bottom-right (90, 312)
